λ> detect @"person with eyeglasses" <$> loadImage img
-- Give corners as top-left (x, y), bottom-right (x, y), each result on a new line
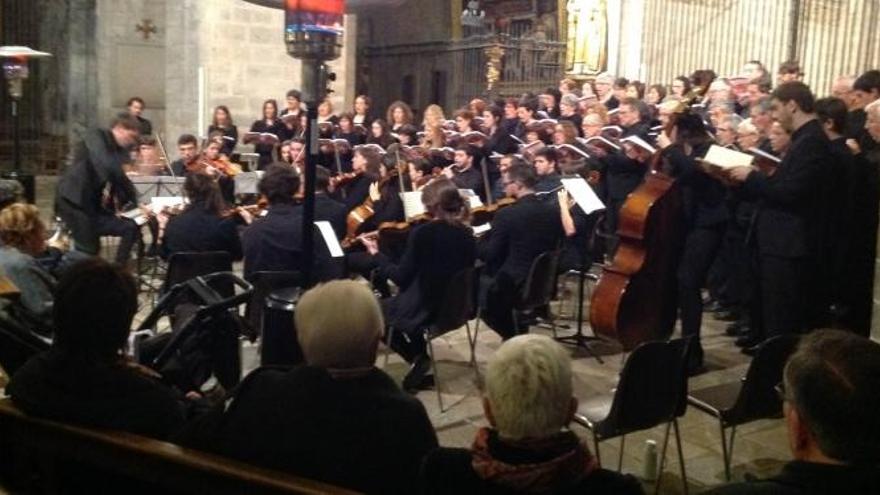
top-left (705, 329), bottom-right (880, 494)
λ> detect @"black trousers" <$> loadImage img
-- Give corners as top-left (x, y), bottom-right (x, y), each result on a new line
top-left (678, 224), bottom-right (725, 359)
top-left (755, 254), bottom-right (806, 338)
top-left (480, 272), bottom-right (524, 340)
top-left (57, 199), bottom-right (140, 263)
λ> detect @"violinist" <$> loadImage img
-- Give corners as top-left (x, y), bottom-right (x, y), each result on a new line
top-left (478, 163), bottom-right (563, 339)
top-left (442, 145), bottom-right (485, 202)
top-left (655, 111), bottom-right (728, 374)
top-left (132, 136), bottom-right (165, 176)
top-left (308, 166), bottom-right (347, 240)
top-left (288, 138), bottom-right (306, 172)
top-left (359, 178), bottom-right (476, 391)
top-left (408, 158), bottom-right (436, 192)
top-left (340, 146), bottom-right (382, 213)
top-left (160, 173), bottom-right (242, 261)
top-left (395, 124), bottom-right (419, 146)
top-left (201, 137), bottom-right (239, 202)
top-left (208, 105), bottom-right (238, 157)
top-left (169, 134), bottom-right (200, 176)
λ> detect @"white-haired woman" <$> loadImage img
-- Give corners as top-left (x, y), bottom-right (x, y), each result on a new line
top-left (420, 334), bottom-right (644, 494)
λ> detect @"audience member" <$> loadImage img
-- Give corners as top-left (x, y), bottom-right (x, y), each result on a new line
top-left (0, 203), bottom-right (56, 329)
top-left (706, 330), bottom-right (880, 494)
top-left (8, 259), bottom-right (186, 439)
top-left (177, 280), bottom-right (438, 494)
top-left (420, 335), bottom-right (644, 495)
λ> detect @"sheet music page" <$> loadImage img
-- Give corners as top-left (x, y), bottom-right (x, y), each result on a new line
top-left (315, 221), bottom-right (344, 258)
top-left (400, 191), bottom-right (425, 219)
top-left (150, 196), bottom-right (185, 213)
top-left (704, 145), bottom-right (754, 169)
top-left (458, 189), bottom-right (483, 208)
top-left (472, 223), bottom-right (491, 236)
top-left (561, 177), bottom-right (605, 215)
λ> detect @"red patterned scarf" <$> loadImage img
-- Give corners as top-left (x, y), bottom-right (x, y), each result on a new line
top-left (471, 427), bottom-right (599, 494)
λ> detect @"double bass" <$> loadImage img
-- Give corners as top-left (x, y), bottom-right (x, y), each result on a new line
top-left (589, 108), bottom-right (687, 351)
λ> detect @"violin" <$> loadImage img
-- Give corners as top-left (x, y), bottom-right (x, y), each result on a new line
top-left (209, 155), bottom-right (242, 177)
top-left (330, 171), bottom-right (360, 191)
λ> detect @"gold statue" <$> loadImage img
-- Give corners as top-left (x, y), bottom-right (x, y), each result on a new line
top-left (566, 0), bottom-right (608, 76)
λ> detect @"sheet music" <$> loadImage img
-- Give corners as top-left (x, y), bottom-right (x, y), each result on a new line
top-left (458, 189), bottom-right (483, 208)
top-left (315, 221), bottom-right (344, 258)
top-left (561, 177), bottom-right (605, 215)
top-left (120, 208), bottom-right (148, 226)
top-left (703, 145), bottom-right (754, 169)
top-left (473, 223), bottom-right (491, 236)
top-left (149, 196), bottom-right (186, 214)
top-left (400, 191), bottom-right (425, 219)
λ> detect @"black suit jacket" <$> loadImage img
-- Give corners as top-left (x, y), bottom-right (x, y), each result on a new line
top-left (161, 203), bottom-right (242, 260)
top-left (600, 121), bottom-right (652, 202)
top-left (176, 366), bottom-right (438, 495)
top-left (57, 128), bottom-right (137, 213)
top-left (242, 203), bottom-right (303, 280)
top-left (311, 193), bottom-right (347, 240)
top-left (479, 194), bottom-right (563, 284)
top-left (742, 119), bottom-right (830, 258)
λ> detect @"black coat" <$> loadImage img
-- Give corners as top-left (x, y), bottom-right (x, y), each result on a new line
top-left (378, 221), bottom-right (476, 335)
top-left (420, 447), bottom-right (644, 495)
top-left (741, 120), bottom-right (830, 258)
top-left (242, 203), bottom-right (303, 280)
top-left (703, 461), bottom-right (880, 495)
top-left (57, 128), bottom-right (137, 213)
top-left (175, 365), bottom-right (438, 495)
top-left (161, 203), bottom-right (242, 260)
top-left (8, 350), bottom-right (185, 440)
top-left (479, 194), bottom-right (563, 284)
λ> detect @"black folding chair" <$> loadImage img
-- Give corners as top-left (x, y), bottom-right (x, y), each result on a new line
top-left (162, 251), bottom-right (233, 295)
top-left (573, 338), bottom-right (690, 495)
top-left (687, 334), bottom-right (800, 481)
top-left (244, 271), bottom-right (303, 341)
top-left (0, 300), bottom-right (51, 377)
top-left (513, 249), bottom-right (561, 334)
top-left (387, 267), bottom-right (477, 412)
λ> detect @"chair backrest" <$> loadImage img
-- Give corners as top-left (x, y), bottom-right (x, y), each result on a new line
top-left (516, 249), bottom-right (560, 311)
top-left (430, 267), bottom-right (475, 336)
top-left (164, 251), bottom-right (233, 295)
top-left (600, 338), bottom-right (688, 438)
top-left (246, 271), bottom-right (304, 331)
top-left (727, 334), bottom-right (800, 424)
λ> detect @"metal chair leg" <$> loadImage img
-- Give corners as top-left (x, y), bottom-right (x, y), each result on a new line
top-left (719, 419), bottom-right (731, 481)
top-left (592, 434), bottom-right (602, 467)
top-left (655, 422), bottom-right (672, 495)
top-left (383, 326), bottom-right (395, 367)
top-left (617, 434), bottom-right (626, 472)
top-left (674, 419), bottom-right (689, 495)
top-left (511, 310), bottom-right (519, 336)
top-left (425, 329), bottom-right (444, 412)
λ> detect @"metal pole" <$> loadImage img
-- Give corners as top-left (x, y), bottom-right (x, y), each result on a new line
top-left (12, 99), bottom-right (20, 172)
top-left (787, 0), bottom-right (801, 63)
top-left (299, 62), bottom-right (327, 287)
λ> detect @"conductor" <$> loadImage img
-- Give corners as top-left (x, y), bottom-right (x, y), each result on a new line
top-left (56, 114), bottom-right (143, 264)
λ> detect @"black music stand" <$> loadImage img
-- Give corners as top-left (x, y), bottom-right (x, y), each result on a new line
top-left (131, 176), bottom-right (185, 203)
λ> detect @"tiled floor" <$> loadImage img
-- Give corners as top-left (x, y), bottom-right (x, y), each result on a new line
top-left (15, 176), bottom-right (791, 494)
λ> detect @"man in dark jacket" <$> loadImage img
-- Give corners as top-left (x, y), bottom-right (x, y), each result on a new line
top-left (56, 114), bottom-right (142, 263)
top-left (8, 259), bottom-right (186, 439)
top-left (726, 82), bottom-right (831, 344)
top-left (420, 335), bottom-right (643, 495)
top-left (176, 280), bottom-right (438, 495)
top-left (705, 330), bottom-right (880, 495)
top-left (479, 163), bottom-right (563, 338)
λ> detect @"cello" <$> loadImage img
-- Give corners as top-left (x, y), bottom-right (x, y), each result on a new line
top-left (589, 108), bottom-right (687, 351)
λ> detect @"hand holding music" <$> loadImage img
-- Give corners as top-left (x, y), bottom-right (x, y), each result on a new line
top-left (441, 164), bottom-right (455, 179)
top-left (725, 165), bottom-right (756, 183)
top-left (557, 189), bottom-right (574, 210)
top-left (655, 130), bottom-right (672, 150)
top-left (846, 138), bottom-right (861, 155)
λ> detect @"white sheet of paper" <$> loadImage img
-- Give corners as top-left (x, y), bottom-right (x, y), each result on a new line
top-left (561, 177), bottom-right (605, 215)
top-left (150, 196), bottom-right (186, 214)
top-left (619, 135), bottom-right (657, 154)
top-left (703, 145), bottom-right (754, 169)
top-left (458, 189), bottom-right (483, 208)
top-left (473, 223), bottom-right (491, 236)
top-left (315, 221), bottom-right (344, 258)
top-left (400, 191), bottom-right (425, 220)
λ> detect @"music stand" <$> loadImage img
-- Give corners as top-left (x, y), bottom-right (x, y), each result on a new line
top-left (130, 176), bottom-right (185, 203)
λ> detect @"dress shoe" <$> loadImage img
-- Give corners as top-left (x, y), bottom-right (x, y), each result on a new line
top-left (402, 354), bottom-right (432, 392)
top-left (735, 335), bottom-right (762, 348)
top-left (714, 309), bottom-right (740, 322)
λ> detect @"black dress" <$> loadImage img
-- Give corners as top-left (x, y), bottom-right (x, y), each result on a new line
top-left (248, 119), bottom-right (284, 169)
top-left (207, 124), bottom-right (238, 156)
top-left (377, 221), bottom-right (476, 361)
